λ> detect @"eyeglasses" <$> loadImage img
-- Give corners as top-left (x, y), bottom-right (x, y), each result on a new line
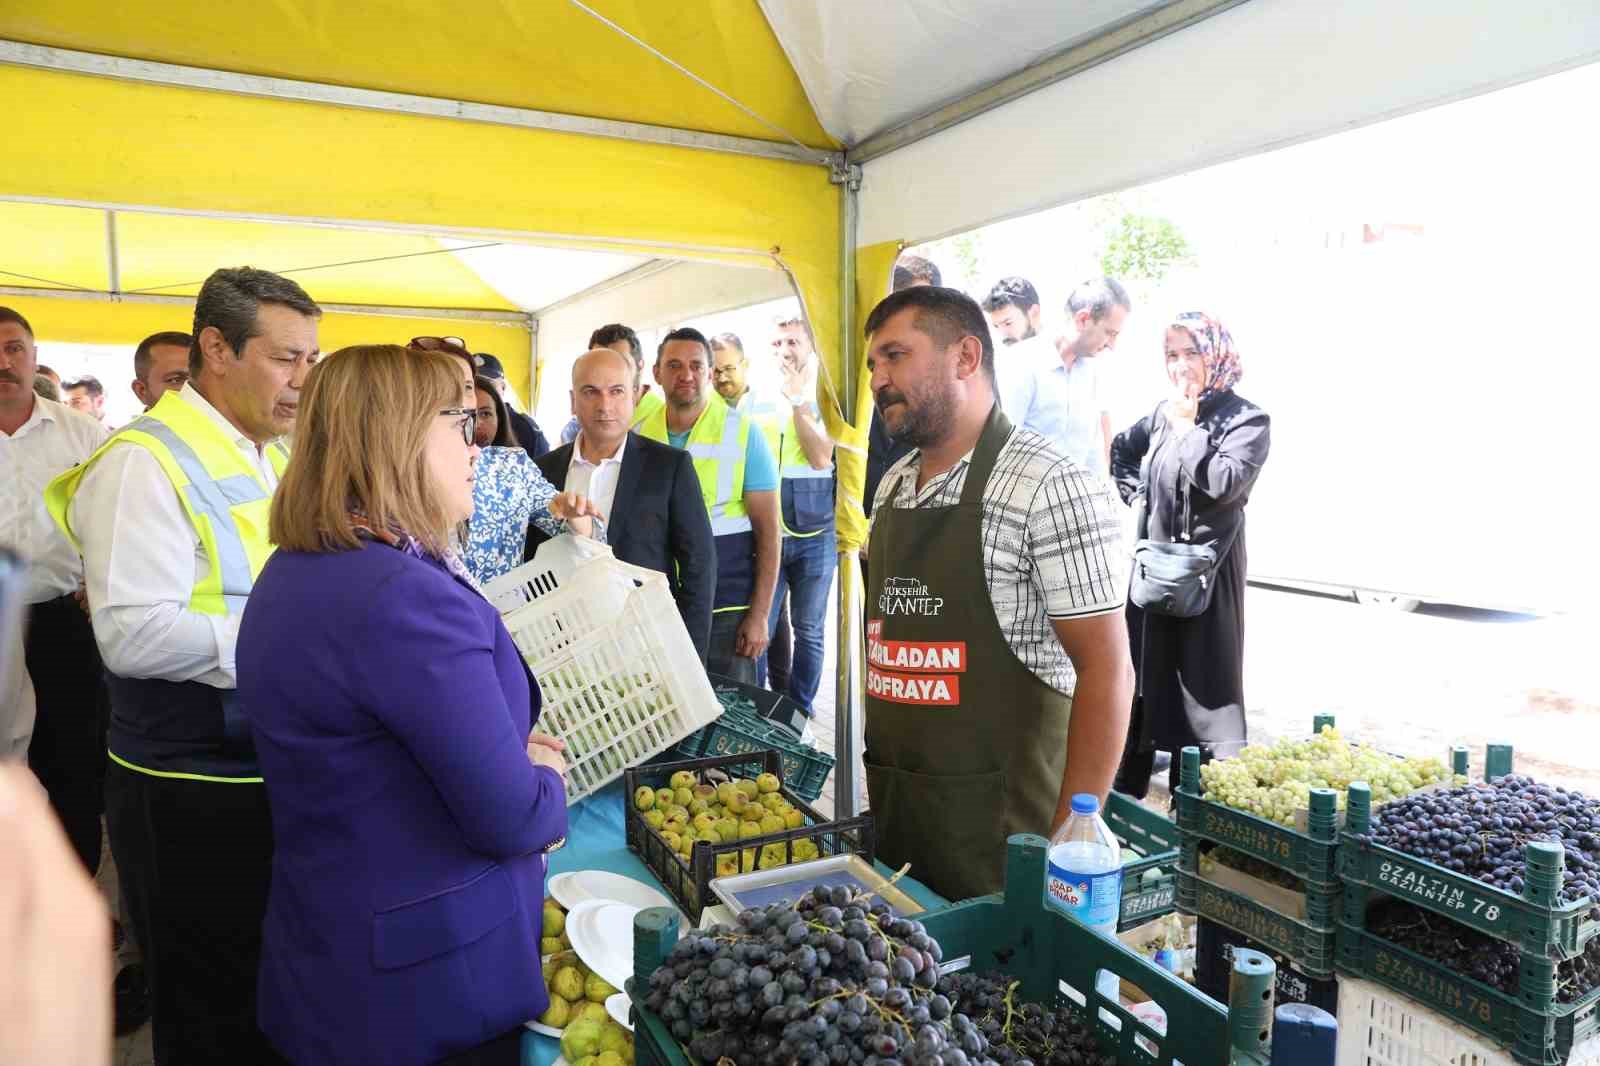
top-left (439, 407), bottom-right (477, 445)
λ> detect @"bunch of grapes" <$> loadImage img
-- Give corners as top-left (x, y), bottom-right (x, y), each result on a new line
top-left (1366, 898), bottom-right (1600, 1004)
top-left (1198, 726), bottom-right (1457, 826)
top-left (643, 883), bottom-right (1107, 1065)
top-left (938, 972), bottom-right (1115, 1066)
top-left (1365, 775), bottom-right (1600, 919)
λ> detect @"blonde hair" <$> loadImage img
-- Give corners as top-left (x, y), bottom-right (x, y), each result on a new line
top-left (270, 344), bottom-right (466, 555)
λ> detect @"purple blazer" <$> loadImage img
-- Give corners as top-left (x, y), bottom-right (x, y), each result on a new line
top-left (239, 539), bottom-right (567, 1066)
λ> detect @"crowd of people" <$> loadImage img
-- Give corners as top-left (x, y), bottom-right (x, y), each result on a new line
top-left (0, 261), bottom-right (844, 1064)
top-left (0, 248), bottom-right (1270, 1064)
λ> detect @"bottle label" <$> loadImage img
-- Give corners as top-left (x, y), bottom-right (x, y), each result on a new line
top-left (1046, 858), bottom-right (1122, 932)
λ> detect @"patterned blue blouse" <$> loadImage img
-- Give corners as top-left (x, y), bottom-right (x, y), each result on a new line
top-left (463, 446), bottom-right (604, 585)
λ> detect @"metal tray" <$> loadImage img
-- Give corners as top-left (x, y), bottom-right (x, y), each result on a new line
top-left (709, 853), bottom-right (923, 917)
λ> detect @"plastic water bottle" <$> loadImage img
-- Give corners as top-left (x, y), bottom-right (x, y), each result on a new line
top-left (1045, 793), bottom-right (1123, 936)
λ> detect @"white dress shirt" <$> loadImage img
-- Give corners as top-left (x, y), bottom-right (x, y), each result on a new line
top-left (69, 385), bottom-right (279, 690)
top-left (0, 394), bottom-right (107, 756)
top-left (0, 395), bottom-right (110, 603)
top-left (565, 432), bottom-right (627, 524)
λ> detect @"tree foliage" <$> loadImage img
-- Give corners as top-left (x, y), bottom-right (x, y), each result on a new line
top-left (1100, 213), bottom-right (1193, 282)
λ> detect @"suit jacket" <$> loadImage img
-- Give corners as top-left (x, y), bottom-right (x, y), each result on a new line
top-left (238, 540), bottom-right (567, 1066)
top-left (525, 432), bottom-right (715, 662)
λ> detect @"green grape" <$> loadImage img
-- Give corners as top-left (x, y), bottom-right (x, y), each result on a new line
top-left (1198, 726), bottom-right (1458, 826)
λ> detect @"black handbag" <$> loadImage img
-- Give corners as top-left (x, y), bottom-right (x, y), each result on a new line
top-left (1128, 413), bottom-right (1237, 618)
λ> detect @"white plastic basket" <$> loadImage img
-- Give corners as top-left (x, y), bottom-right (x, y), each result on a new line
top-left (1336, 977), bottom-right (1600, 1066)
top-left (484, 535), bottom-right (722, 804)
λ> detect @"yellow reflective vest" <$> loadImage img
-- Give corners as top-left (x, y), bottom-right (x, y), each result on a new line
top-left (46, 389), bottom-right (288, 617)
top-left (734, 393), bottom-right (834, 539)
top-left (636, 396), bottom-right (752, 538)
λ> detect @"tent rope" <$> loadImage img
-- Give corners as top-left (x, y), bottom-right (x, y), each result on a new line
top-left (567, 0), bottom-right (826, 162)
top-left (0, 268), bottom-right (99, 292)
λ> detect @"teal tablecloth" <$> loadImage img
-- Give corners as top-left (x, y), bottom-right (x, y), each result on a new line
top-left (521, 781), bottom-right (945, 1065)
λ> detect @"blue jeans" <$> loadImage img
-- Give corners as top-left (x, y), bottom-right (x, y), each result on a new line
top-left (766, 527), bottom-right (837, 714)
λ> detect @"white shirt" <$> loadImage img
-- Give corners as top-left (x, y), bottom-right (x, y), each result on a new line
top-left (69, 385), bottom-right (279, 690)
top-left (0, 395), bottom-right (110, 603)
top-left (565, 432), bottom-right (627, 524)
top-left (0, 395), bottom-right (107, 756)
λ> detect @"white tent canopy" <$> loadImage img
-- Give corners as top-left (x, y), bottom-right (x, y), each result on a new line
top-left (856, 0), bottom-right (1600, 248)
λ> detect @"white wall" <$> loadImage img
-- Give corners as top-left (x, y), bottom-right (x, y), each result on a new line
top-left (859, 0), bottom-right (1600, 246)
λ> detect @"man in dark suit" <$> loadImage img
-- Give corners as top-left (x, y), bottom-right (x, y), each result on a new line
top-left (524, 348), bottom-right (715, 661)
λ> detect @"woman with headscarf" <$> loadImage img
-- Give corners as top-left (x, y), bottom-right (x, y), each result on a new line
top-left (1109, 311), bottom-right (1271, 798)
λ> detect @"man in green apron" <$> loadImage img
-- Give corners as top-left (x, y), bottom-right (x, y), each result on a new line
top-left (861, 285), bottom-right (1135, 902)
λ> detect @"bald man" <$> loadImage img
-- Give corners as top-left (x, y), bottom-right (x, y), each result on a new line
top-left (524, 349), bottom-right (715, 660)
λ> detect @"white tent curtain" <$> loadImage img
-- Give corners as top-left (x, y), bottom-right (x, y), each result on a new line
top-left (857, 0), bottom-right (1600, 248)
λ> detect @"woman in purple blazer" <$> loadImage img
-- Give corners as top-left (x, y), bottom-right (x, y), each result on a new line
top-left (239, 345), bottom-right (569, 1066)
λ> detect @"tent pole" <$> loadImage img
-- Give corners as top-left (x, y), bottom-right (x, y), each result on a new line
top-left (830, 158), bottom-right (864, 820)
top-left (104, 211), bottom-right (121, 294)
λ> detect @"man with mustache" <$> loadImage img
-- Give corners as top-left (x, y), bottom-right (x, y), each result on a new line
top-left (0, 305), bottom-right (110, 837)
top-left (860, 285), bottom-right (1133, 902)
top-left (46, 267), bottom-right (321, 1064)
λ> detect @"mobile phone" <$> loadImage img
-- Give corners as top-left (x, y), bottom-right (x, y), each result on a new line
top-left (0, 547), bottom-right (24, 699)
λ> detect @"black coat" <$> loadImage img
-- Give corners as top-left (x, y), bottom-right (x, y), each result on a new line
top-left (523, 433), bottom-right (715, 663)
top-left (1110, 390), bottom-right (1271, 755)
top-left (507, 409), bottom-right (550, 460)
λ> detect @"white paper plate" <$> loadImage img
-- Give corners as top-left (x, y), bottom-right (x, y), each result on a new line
top-left (548, 870), bottom-right (673, 913)
top-left (565, 898), bottom-right (639, 993)
top-left (606, 991), bottom-right (633, 1031)
top-left (523, 1018), bottom-right (563, 1037)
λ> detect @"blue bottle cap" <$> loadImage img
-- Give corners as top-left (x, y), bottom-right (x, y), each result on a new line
top-left (1070, 793), bottom-right (1099, 815)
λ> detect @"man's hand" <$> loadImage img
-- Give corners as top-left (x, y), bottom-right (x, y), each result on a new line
top-left (0, 765), bottom-right (111, 1066)
top-left (72, 583), bottom-right (90, 619)
top-left (735, 609), bottom-right (770, 660)
top-left (549, 491), bottom-right (605, 538)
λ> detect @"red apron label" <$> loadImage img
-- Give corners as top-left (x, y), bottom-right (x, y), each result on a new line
top-left (866, 668), bottom-right (961, 705)
top-left (866, 637), bottom-right (967, 674)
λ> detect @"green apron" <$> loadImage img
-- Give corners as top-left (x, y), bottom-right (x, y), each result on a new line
top-left (864, 404), bottom-right (1073, 901)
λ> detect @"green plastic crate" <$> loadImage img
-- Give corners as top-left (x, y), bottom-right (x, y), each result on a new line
top-left (1337, 921), bottom-right (1600, 1066)
top-left (1342, 782), bottom-right (1600, 961)
top-left (1175, 862), bottom-right (1338, 978)
top-left (1176, 742), bottom-right (1343, 887)
top-left (1104, 790), bottom-right (1179, 931)
top-left (675, 706), bottom-right (833, 802)
top-left (621, 749), bottom-right (869, 922)
top-left (629, 835), bottom-right (1272, 1065)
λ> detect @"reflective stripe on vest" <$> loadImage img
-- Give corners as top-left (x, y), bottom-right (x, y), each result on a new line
top-left (741, 396), bottom-right (833, 538)
top-left (45, 390), bottom-right (286, 617)
top-left (637, 397), bottom-right (753, 537)
top-left (127, 415), bottom-right (266, 611)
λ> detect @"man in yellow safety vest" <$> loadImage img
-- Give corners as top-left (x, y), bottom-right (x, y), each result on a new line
top-left (637, 326), bottom-right (780, 685)
top-left (711, 322), bottom-right (836, 714)
top-left (46, 266), bottom-right (320, 1065)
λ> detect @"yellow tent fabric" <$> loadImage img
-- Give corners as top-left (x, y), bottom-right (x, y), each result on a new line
top-left (2, 1), bottom-right (835, 148)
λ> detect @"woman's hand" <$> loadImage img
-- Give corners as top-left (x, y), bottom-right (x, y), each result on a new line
top-left (527, 733), bottom-right (568, 777)
top-left (548, 492), bottom-right (605, 538)
top-left (1165, 379), bottom-right (1201, 432)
